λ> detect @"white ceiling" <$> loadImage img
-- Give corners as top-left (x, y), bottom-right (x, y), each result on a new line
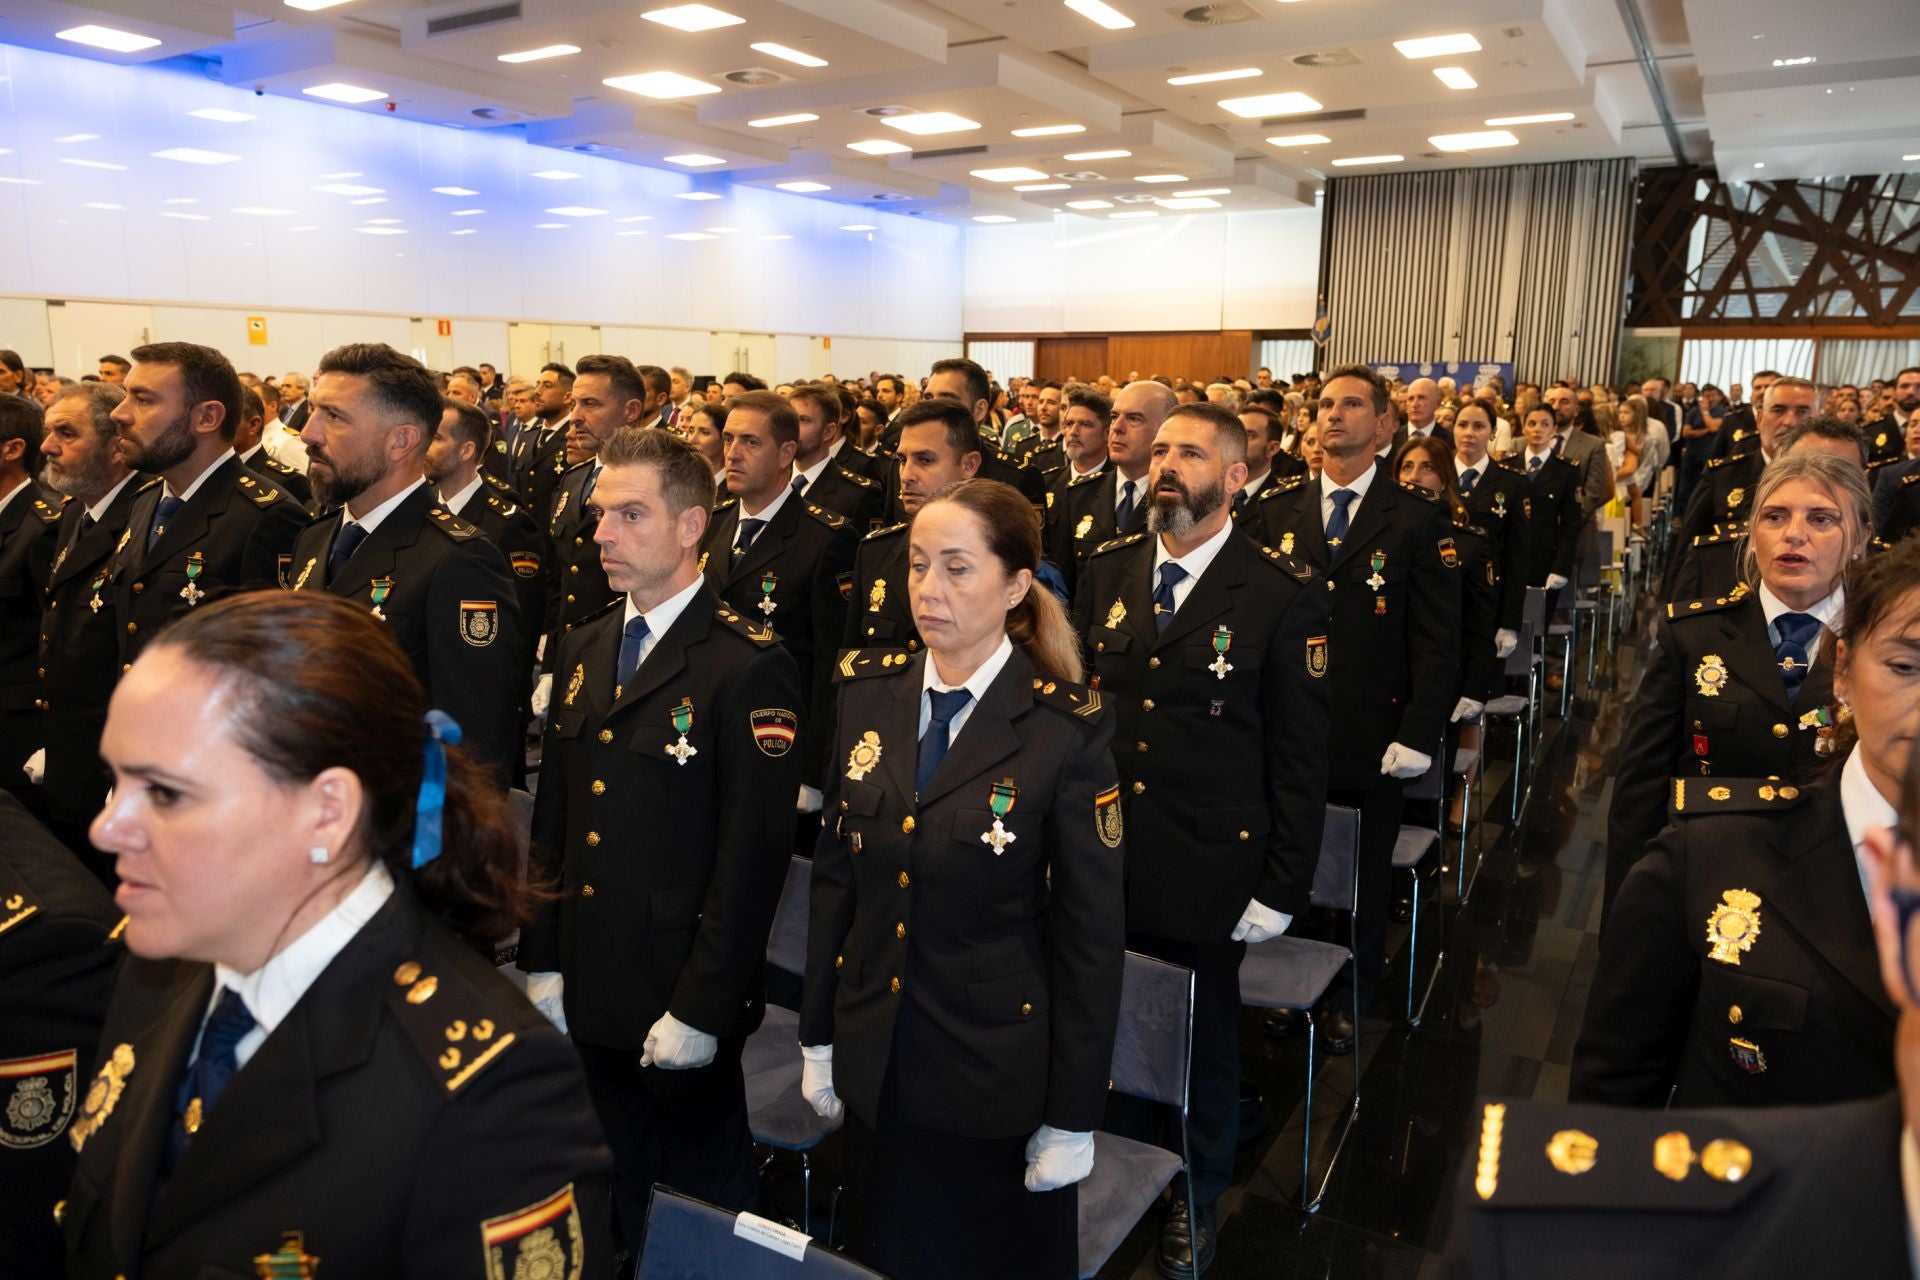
top-left (0, 0), bottom-right (1914, 225)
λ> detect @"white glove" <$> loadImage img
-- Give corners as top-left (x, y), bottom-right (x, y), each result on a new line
top-left (800, 1044), bottom-right (843, 1119)
top-left (530, 671), bottom-right (553, 717)
top-left (1451, 697), bottom-right (1484, 723)
top-left (1380, 743), bottom-right (1433, 779)
top-left (22, 748), bottom-right (44, 785)
top-left (1023, 1125), bottom-right (1096, 1192)
top-left (1545, 573), bottom-right (1569, 591)
top-left (536, 635), bottom-right (548, 664)
top-left (525, 971), bottom-right (567, 1034)
top-left (1229, 898), bottom-right (1292, 944)
top-left (797, 784), bottom-right (823, 814)
top-left (641, 1012), bottom-right (718, 1070)
top-left (1495, 628), bottom-right (1518, 659)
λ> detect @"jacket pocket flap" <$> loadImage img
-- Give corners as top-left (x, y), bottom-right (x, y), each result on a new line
top-left (839, 777), bottom-right (885, 818)
top-left (967, 971), bottom-right (1045, 1023)
top-left (1699, 965), bottom-right (1808, 1031)
top-left (1088, 625), bottom-right (1131, 654)
top-left (1198, 805), bottom-right (1271, 843)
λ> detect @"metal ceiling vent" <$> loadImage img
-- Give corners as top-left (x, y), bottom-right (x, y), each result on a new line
top-left (1169, 3), bottom-right (1259, 27)
top-left (1292, 49), bottom-right (1361, 68)
top-left (469, 106), bottom-right (527, 122)
top-left (720, 67), bottom-right (793, 87)
top-left (858, 105), bottom-right (917, 118)
top-left (427, 2), bottom-right (521, 36)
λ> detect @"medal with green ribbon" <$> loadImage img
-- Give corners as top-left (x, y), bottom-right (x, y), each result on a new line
top-left (179, 551), bottom-right (206, 606)
top-left (981, 779), bottom-right (1018, 855)
top-left (1492, 491), bottom-right (1508, 518)
top-left (665, 697), bottom-right (698, 765)
top-left (759, 572), bottom-right (779, 619)
top-left (1799, 704), bottom-right (1838, 756)
top-left (1209, 625), bottom-right (1234, 680)
top-left (369, 577), bottom-right (393, 620)
top-left (89, 571), bottom-right (107, 614)
top-left (1365, 549), bottom-right (1387, 591)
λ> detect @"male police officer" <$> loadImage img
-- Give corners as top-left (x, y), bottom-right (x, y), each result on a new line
top-left (547, 355), bottom-right (640, 657)
top-left (0, 395), bottom-right (61, 804)
top-left (1056, 380), bottom-right (1175, 604)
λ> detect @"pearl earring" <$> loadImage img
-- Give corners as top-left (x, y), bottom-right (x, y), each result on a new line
top-left (309, 846), bottom-right (329, 865)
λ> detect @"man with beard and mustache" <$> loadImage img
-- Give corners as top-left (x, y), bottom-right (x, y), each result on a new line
top-left (1071, 401), bottom-right (1331, 1278)
top-left (290, 342), bottom-right (522, 781)
top-left (107, 342), bottom-right (307, 665)
top-left (34, 383), bottom-right (141, 865)
top-left (0, 395), bottom-right (63, 805)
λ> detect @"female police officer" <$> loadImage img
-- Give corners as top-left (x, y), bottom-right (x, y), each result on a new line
top-left (66, 591), bottom-right (611, 1280)
top-left (798, 478), bottom-right (1125, 1279)
top-left (1603, 448), bottom-right (1873, 925)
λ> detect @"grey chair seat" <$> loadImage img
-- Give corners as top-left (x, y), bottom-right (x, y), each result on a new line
top-left (747, 1072), bottom-right (843, 1151)
top-left (1077, 1132), bottom-right (1184, 1279)
top-left (1484, 694), bottom-right (1529, 716)
top-left (743, 1004), bottom-right (800, 1079)
top-left (1452, 746), bottom-right (1481, 774)
top-left (1238, 935), bottom-right (1350, 1009)
top-left (1392, 825), bottom-right (1438, 870)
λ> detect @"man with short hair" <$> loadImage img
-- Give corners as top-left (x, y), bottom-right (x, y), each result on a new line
top-left (96, 355), bottom-right (129, 386)
top-left (788, 383), bottom-right (880, 528)
top-left (1231, 406), bottom-right (1288, 527)
top-left (1055, 380), bottom-right (1175, 603)
top-left (920, 358), bottom-right (1047, 514)
top-left (1011, 380), bottom-right (1064, 469)
top-left (1044, 389), bottom-right (1113, 563)
top-left (0, 396), bottom-right (62, 802)
top-left (1204, 382), bottom-right (1240, 414)
top-left (278, 370), bottom-right (312, 434)
top-left (1255, 366), bottom-right (1274, 390)
top-left (667, 365), bottom-right (697, 429)
top-left (1403, 378), bottom-right (1453, 449)
top-left (873, 374), bottom-right (907, 443)
top-left (233, 385), bottom-right (313, 508)
top-left (1543, 385), bottom-right (1612, 517)
top-left (445, 367), bottom-right (482, 406)
top-left (521, 426), bottom-right (804, 1241)
top-left (290, 342), bottom-right (523, 779)
top-left (35, 383), bottom-right (139, 859)
top-left (108, 342), bottom-right (307, 662)
top-left (548, 355), bottom-right (643, 656)
top-left (1000, 378), bottom-right (1036, 450)
top-left (1641, 376), bottom-right (1684, 440)
top-left (1868, 367), bottom-right (1920, 529)
top-left (513, 361), bottom-right (574, 517)
top-left (1710, 370), bottom-right (1778, 461)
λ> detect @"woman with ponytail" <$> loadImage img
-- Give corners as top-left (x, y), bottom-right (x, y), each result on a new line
top-left (66, 591), bottom-right (610, 1280)
top-left (799, 478), bottom-right (1124, 1279)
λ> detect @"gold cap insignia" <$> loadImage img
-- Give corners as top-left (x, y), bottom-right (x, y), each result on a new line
top-left (1075, 513), bottom-right (1094, 540)
top-left (1546, 1129), bottom-right (1598, 1176)
top-left (1706, 889), bottom-right (1762, 965)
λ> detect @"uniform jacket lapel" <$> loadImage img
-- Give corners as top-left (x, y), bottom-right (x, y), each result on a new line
top-left (1154, 531), bottom-right (1247, 652)
top-left (138, 457), bottom-right (239, 576)
top-left (609, 587), bottom-right (711, 718)
top-left (916, 648), bottom-right (1032, 809)
top-left (328, 486), bottom-right (431, 597)
top-left (1332, 465), bottom-right (1395, 571)
top-left (1717, 597), bottom-right (1794, 715)
top-left (50, 481), bottom-right (141, 592)
top-left (722, 494), bottom-right (798, 590)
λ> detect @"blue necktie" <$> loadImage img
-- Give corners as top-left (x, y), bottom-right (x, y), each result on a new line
top-left (916, 688), bottom-right (972, 796)
top-left (1115, 479), bottom-right (1137, 530)
top-left (164, 987), bottom-right (255, 1174)
top-left (1528, 455), bottom-right (1543, 478)
top-left (791, 472), bottom-right (808, 498)
top-left (1773, 612), bottom-right (1820, 705)
top-left (328, 519), bottom-right (369, 580)
top-left (148, 494), bottom-right (184, 550)
top-left (1153, 561), bottom-right (1187, 634)
top-left (616, 615), bottom-right (650, 691)
top-left (1326, 488), bottom-right (1356, 545)
top-left (581, 466), bottom-right (600, 506)
top-left (733, 517), bottom-right (766, 562)
top-left (1458, 467), bottom-right (1478, 497)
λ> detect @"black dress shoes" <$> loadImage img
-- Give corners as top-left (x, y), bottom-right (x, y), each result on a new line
top-left (1260, 1008), bottom-right (1305, 1040)
top-left (1158, 1196), bottom-right (1218, 1278)
top-left (1323, 1006), bottom-right (1357, 1056)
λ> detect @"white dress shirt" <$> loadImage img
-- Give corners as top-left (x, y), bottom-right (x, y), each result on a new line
top-left (442, 473), bottom-right (485, 515)
top-left (620, 573), bottom-right (704, 675)
top-left (0, 477), bottom-right (27, 521)
top-left (1839, 745), bottom-right (1899, 911)
top-left (1319, 460), bottom-right (1378, 532)
top-left (166, 449), bottom-right (236, 504)
top-left (1149, 521), bottom-right (1235, 617)
top-left (339, 478), bottom-right (425, 541)
top-left (917, 635), bottom-right (1014, 744)
top-left (86, 472), bottom-right (138, 523)
top-left (793, 455), bottom-right (833, 497)
top-left (1112, 471), bottom-right (1147, 520)
top-left (737, 473), bottom-right (795, 535)
top-left (1757, 582), bottom-right (1843, 666)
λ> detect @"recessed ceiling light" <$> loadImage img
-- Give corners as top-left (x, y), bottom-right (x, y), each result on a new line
top-left (617, 215), bottom-right (652, 222)
top-left (665, 154), bottom-right (727, 168)
top-left (1484, 112), bottom-right (1574, 126)
top-left (530, 169), bottom-right (581, 180)
top-left (751, 42), bottom-right (828, 68)
top-left (355, 226), bottom-right (408, 235)
top-left (289, 225), bottom-right (318, 231)
top-left (1014, 183), bottom-right (1071, 191)
top-left (973, 214), bottom-right (1017, 223)
top-left (1218, 91), bottom-right (1323, 118)
top-left (777, 181), bottom-right (831, 192)
top-left (750, 113), bottom-right (819, 128)
top-left (55, 25), bottom-right (161, 53)
top-left (1905, 153), bottom-right (1920, 162)
top-left (759, 233), bottom-right (792, 240)
top-left (705, 226), bottom-right (739, 233)
top-left (675, 191), bottom-right (723, 200)
top-left (303, 83), bottom-right (387, 105)
top-left (1172, 188), bottom-right (1231, 197)
top-left (602, 72), bottom-right (722, 100)
top-left (880, 112), bottom-right (981, 136)
top-left (233, 206), bottom-right (296, 216)
top-left (547, 206), bottom-right (610, 216)
top-left (1428, 129), bottom-right (1517, 151)
top-left (972, 166), bottom-right (1051, 182)
top-left (1064, 149), bottom-right (1130, 161)
top-left (1157, 196), bottom-right (1221, 209)
top-left (840, 223), bottom-right (877, 231)
top-left (55, 133), bottom-right (100, 143)
top-left (641, 5), bottom-right (745, 33)
top-left (617, 229), bottom-right (648, 236)
top-left (666, 231), bottom-right (717, 240)
top-left (498, 45), bottom-right (581, 64)
top-left (60, 158), bottom-right (128, 171)
top-left (1266, 133), bottom-right (1330, 147)
top-left (1330, 154), bottom-right (1405, 166)
top-left (362, 217), bottom-right (403, 225)
top-left (1135, 174), bottom-right (1187, 183)
top-left (451, 209), bottom-right (486, 216)
top-left (82, 202), bottom-right (123, 210)
top-left (0, 176), bottom-right (40, 186)
top-left (432, 186), bottom-right (479, 196)
top-left (1011, 124), bottom-right (1086, 137)
top-left (1394, 33), bottom-right (1482, 59)
top-left (848, 138), bottom-right (912, 156)
top-left (1167, 68), bottom-right (1261, 86)
top-left (1771, 55), bottom-right (1816, 67)
top-left (319, 171), bottom-right (361, 180)
top-left (151, 147), bottom-right (240, 165)
top-left (1064, 0), bottom-right (1136, 31)
top-left (285, 0), bottom-right (354, 9)
top-left (188, 108), bottom-right (255, 123)
top-left (1066, 199), bottom-right (1112, 209)
top-left (1753, 161), bottom-right (1765, 169)
top-left (348, 196), bottom-right (387, 205)
top-left (533, 223), bottom-right (568, 230)
top-left (1109, 210), bottom-right (1159, 219)
top-left (159, 210), bottom-right (209, 219)
top-left (1433, 66), bottom-right (1478, 90)
top-left (162, 197), bottom-right (200, 205)
top-left (451, 228), bottom-right (479, 236)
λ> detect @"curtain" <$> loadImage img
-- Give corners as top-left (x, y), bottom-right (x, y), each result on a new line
top-left (1818, 339), bottom-right (1920, 387)
top-left (1677, 338), bottom-right (1816, 390)
top-left (964, 340), bottom-right (1035, 384)
top-left (1258, 338), bottom-right (1317, 380)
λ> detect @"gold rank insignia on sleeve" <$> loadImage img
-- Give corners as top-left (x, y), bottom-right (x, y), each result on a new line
top-left (481, 1184), bottom-right (586, 1280)
top-left (1706, 889), bottom-right (1762, 965)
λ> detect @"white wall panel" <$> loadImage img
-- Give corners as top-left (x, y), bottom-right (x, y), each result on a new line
top-left (44, 301), bottom-right (151, 373)
top-left (0, 298), bottom-right (51, 367)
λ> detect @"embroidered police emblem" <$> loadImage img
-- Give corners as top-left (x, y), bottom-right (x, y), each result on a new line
top-left (459, 601), bottom-right (499, 647)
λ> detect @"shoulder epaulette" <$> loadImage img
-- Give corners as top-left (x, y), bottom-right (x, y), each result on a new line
top-left (1028, 675), bottom-right (1104, 720)
top-left (834, 463), bottom-right (877, 489)
top-left (713, 605), bottom-right (779, 645)
top-left (261, 455), bottom-right (296, 475)
top-left (484, 492), bottom-right (521, 518)
top-left (1665, 590), bottom-right (1748, 619)
top-left (1866, 455), bottom-right (1898, 471)
top-left (863, 520), bottom-right (907, 542)
top-left (834, 647), bottom-right (913, 681)
top-left (806, 502), bottom-right (847, 530)
top-left (483, 472), bottom-right (514, 492)
top-left (1090, 530), bottom-right (1149, 557)
top-left (1452, 513), bottom-right (1489, 537)
top-left (234, 472), bottom-right (287, 507)
top-left (1905, 471), bottom-right (1920, 486)
top-left (1066, 468), bottom-right (1107, 488)
top-left (1399, 480), bottom-right (1440, 501)
top-left (1691, 528), bottom-right (1741, 547)
top-left (0, 880), bottom-right (39, 937)
top-left (712, 495), bottom-right (740, 513)
top-left (1257, 544), bottom-right (1315, 583)
top-left (1464, 1099), bottom-right (1765, 1211)
top-left (135, 476), bottom-right (163, 494)
top-left (385, 955), bottom-right (521, 1098)
top-left (425, 506), bottom-right (482, 540)
top-left (1705, 455), bottom-right (1732, 469)
top-left (560, 458), bottom-right (593, 480)
top-left (31, 497), bottom-right (62, 524)
top-left (1670, 776), bottom-right (1805, 817)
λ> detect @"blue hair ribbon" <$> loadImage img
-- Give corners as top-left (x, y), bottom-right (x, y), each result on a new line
top-left (412, 710), bottom-right (463, 869)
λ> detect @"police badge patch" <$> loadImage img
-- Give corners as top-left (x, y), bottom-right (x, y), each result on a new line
top-left (1094, 784), bottom-right (1123, 849)
top-left (509, 551), bottom-right (542, 579)
top-left (459, 601), bottom-right (500, 647)
top-left (482, 1183), bottom-right (585, 1280)
top-left (0, 1050), bottom-right (77, 1149)
top-left (1306, 635), bottom-right (1329, 678)
top-left (750, 708), bottom-right (798, 757)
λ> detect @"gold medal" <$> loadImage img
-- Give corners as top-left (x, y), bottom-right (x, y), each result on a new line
top-left (1279, 531), bottom-right (1295, 555)
top-left (1694, 654), bottom-right (1729, 697)
top-left (846, 730), bottom-right (882, 782)
top-left (1705, 888), bottom-right (1762, 965)
top-left (1075, 513), bottom-right (1094, 540)
top-left (868, 578), bottom-right (886, 612)
top-left (1104, 599), bottom-right (1126, 629)
top-left (564, 663), bottom-right (584, 707)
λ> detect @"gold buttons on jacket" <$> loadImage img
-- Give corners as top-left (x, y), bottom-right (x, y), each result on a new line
top-left (1136, 741), bottom-right (1149, 753)
top-left (889, 977), bottom-right (901, 994)
top-left (591, 780), bottom-right (606, 795)
top-left (1771, 724), bottom-right (1788, 739)
top-left (835, 955), bottom-right (844, 969)
top-left (1020, 1002), bottom-right (1033, 1017)
top-left (126, 622), bottom-right (137, 634)
top-left (567, 593), bottom-right (576, 604)
top-left (586, 832), bottom-right (601, 846)
top-left (901, 816), bottom-right (916, 834)
top-left (1147, 656), bottom-right (1161, 669)
top-left (574, 536), bottom-right (585, 547)
top-left (1728, 1005), bottom-right (1743, 1025)
top-left (1141, 699), bottom-right (1155, 711)
top-left (582, 884), bottom-right (595, 897)
top-left (131, 582), bottom-right (144, 593)
top-left (569, 565), bottom-right (579, 575)
top-left (1239, 831), bottom-right (1250, 841)
top-left (394, 962), bottom-right (423, 986)
top-left (1132, 781), bottom-right (1145, 795)
top-left (898, 871), bottom-right (910, 889)
top-left (598, 729), bottom-right (614, 743)
top-left (895, 922), bottom-right (906, 939)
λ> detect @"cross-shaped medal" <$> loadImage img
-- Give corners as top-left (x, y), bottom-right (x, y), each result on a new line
top-left (982, 817), bottom-right (1017, 855)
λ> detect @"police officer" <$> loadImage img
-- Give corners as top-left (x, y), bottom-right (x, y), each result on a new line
top-left (107, 342), bottom-right (308, 665)
top-left (1056, 380), bottom-right (1175, 604)
top-left (0, 394), bottom-right (62, 802)
top-left (522, 428), bottom-right (803, 1241)
top-left (36, 384), bottom-right (141, 866)
top-left (1604, 450), bottom-right (1871, 923)
top-left (802, 478), bottom-right (1123, 1280)
top-left (233, 385), bottom-right (313, 508)
top-left (921, 359), bottom-right (1047, 513)
top-left (789, 382), bottom-right (882, 530)
top-left (1255, 364), bottom-right (1461, 1050)
top-left (0, 793), bottom-right (121, 1277)
top-left (1043, 390), bottom-right (1111, 562)
top-left (1506, 404), bottom-right (1584, 609)
top-left (1008, 379), bottom-right (1063, 469)
top-left (290, 343), bottom-right (522, 781)
top-left (841, 400), bottom-right (982, 656)
top-left (546, 355), bottom-right (641, 656)
top-left (1073, 402), bottom-right (1330, 1276)
top-left (511, 362), bottom-right (573, 517)
top-left (1451, 398), bottom-right (1527, 656)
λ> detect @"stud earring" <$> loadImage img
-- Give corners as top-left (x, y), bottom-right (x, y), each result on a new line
top-left (309, 846), bottom-right (329, 865)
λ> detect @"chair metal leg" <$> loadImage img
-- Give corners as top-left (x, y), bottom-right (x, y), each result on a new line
top-left (800, 1150), bottom-right (812, 1236)
top-left (1299, 1013), bottom-right (1315, 1211)
top-left (1405, 870), bottom-right (1420, 1023)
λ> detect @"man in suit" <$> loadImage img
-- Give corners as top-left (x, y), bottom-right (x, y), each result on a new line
top-left (290, 342), bottom-right (522, 780)
top-left (1074, 402), bottom-right (1331, 1276)
top-left (276, 370), bottom-right (311, 434)
top-left (35, 384), bottom-right (141, 865)
top-left (1403, 378), bottom-right (1454, 450)
top-left (233, 386), bottom-right (312, 508)
top-left (108, 342), bottom-right (308, 665)
top-left (1641, 376), bottom-right (1685, 441)
top-left (511, 362), bottom-right (573, 518)
top-left (1056, 380), bottom-right (1175, 604)
top-left (545, 355), bottom-right (644, 660)
top-left (522, 426), bottom-right (803, 1240)
top-left (0, 395), bottom-right (61, 804)
top-left (1542, 385), bottom-right (1612, 518)
top-left (1509, 406), bottom-right (1585, 609)
top-left (788, 382), bottom-right (881, 530)
top-left (1255, 364), bottom-right (1461, 1048)
top-left (1452, 405), bottom-right (1527, 653)
top-left (1231, 404), bottom-right (1290, 531)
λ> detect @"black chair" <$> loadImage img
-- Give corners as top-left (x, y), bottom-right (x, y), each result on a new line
top-left (636, 1185), bottom-right (884, 1279)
